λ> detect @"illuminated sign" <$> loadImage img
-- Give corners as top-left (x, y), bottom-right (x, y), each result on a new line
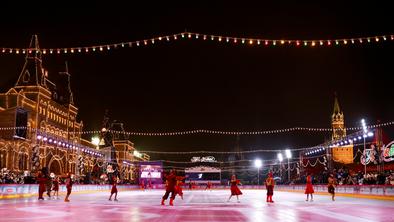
top-left (141, 171), bottom-right (161, 178)
top-left (140, 164), bottom-right (162, 179)
top-left (383, 141), bottom-right (394, 162)
top-left (190, 156), bottom-right (216, 162)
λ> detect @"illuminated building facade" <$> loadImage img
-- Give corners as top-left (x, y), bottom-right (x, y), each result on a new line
top-left (0, 36), bottom-right (149, 180)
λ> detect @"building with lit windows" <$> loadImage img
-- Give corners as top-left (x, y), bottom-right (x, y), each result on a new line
top-left (0, 36), bottom-right (149, 181)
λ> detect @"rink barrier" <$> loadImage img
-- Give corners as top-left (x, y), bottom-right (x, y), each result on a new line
top-left (178, 184), bottom-right (394, 196)
top-left (0, 184), bottom-right (139, 199)
top-left (274, 184), bottom-right (394, 196)
top-left (1, 184), bottom-right (393, 199)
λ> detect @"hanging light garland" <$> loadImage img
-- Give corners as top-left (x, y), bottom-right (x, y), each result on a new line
top-left (1, 32), bottom-right (393, 55)
top-left (0, 120), bottom-right (393, 136)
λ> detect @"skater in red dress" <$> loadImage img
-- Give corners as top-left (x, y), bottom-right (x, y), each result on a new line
top-left (36, 171), bottom-right (47, 200)
top-left (161, 170), bottom-right (177, 206)
top-left (175, 176), bottom-right (185, 200)
top-left (265, 172), bottom-right (275, 203)
top-left (109, 176), bottom-right (118, 201)
top-left (52, 176), bottom-right (60, 199)
top-left (63, 172), bottom-right (73, 202)
top-left (305, 173), bottom-right (314, 201)
top-left (140, 179), bottom-right (145, 191)
top-left (206, 181), bottom-right (212, 191)
top-left (228, 175), bottom-right (242, 202)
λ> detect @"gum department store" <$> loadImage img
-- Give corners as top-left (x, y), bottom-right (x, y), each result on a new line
top-left (0, 36), bottom-right (149, 181)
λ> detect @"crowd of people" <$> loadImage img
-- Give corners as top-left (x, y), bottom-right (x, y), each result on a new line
top-left (293, 168), bottom-right (394, 185)
top-left (0, 169), bottom-right (131, 185)
top-left (0, 171), bottom-right (28, 184)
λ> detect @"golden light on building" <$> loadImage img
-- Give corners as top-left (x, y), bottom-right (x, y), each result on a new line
top-left (331, 94), bottom-right (354, 164)
top-left (0, 35), bottom-right (149, 180)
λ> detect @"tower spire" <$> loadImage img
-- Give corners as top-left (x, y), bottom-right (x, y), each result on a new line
top-left (15, 35), bottom-right (46, 88)
top-left (333, 92), bottom-right (341, 115)
top-left (59, 61), bottom-right (74, 105)
top-left (331, 93), bottom-right (346, 140)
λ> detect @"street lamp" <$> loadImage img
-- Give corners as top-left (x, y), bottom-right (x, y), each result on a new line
top-left (277, 153), bottom-right (283, 182)
top-left (361, 119), bottom-right (367, 176)
top-left (91, 136), bottom-right (100, 147)
top-left (254, 159), bottom-right (262, 185)
top-left (285, 149), bottom-right (292, 183)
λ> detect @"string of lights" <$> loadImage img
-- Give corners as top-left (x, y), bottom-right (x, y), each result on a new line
top-left (0, 133), bottom-right (378, 156)
top-left (140, 141), bottom-right (372, 155)
top-left (146, 154), bottom-right (321, 165)
top-left (0, 120), bottom-right (393, 136)
top-left (1, 32), bottom-right (393, 55)
top-left (185, 32), bottom-right (394, 47)
top-left (159, 159), bottom-right (252, 164)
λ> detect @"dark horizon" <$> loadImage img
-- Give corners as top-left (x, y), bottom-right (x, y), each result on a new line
top-left (1, 3), bottom-right (393, 159)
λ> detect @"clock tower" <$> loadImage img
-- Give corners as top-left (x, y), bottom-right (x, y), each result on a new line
top-left (331, 94), bottom-right (354, 164)
top-left (331, 94), bottom-right (346, 140)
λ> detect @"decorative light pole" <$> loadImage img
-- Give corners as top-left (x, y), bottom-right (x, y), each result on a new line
top-left (361, 119), bottom-right (367, 176)
top-left (254, 159), bottom-right (262, 185)
top-left (277, 153), bottom-right (283, 183)
top-left (91, 136), bottom-right (100, 148)
top-left (285, 149), bottom-right (292, 183)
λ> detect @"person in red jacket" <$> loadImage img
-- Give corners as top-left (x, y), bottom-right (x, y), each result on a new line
top-left (109, 176), bottom-right (118, 201)
top-left (161, 170), bottom-right (177, 206)
top-left (305, 173), bottom-right (314, 201)
top-left (206, 181), bottom-right (212, 191)
top-left (228, 175), bottom-right (242, 203)
top-left (265, 172), bottom-right (275, 203)
top-left (36, 171), bottom-right (47, 200)
top-left (63, 172), bottom-right (73, 202)
top-left (52, 176), bottom-right (60, 199)
top-left (140, 179), bottom-right (145, 191)
top-left (175, 176), bottom-right (185, 200)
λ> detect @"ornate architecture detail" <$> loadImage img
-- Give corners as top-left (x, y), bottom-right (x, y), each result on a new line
top-left (331, 93), bottom-right (346, 140)
top-left (0, 36), bottom-right (149, 182)
top-left (331, 94), bottom-right (354, 164)
top-left (0, 35), bottom-right (101, 178)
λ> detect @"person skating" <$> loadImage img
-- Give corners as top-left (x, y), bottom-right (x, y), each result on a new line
top-left (228, 175), bottom-right (242, 203)
top-left (265, 172), bottom-right (275, 203)
top-left (63, 172), bottom-right (73, 202)
top-left (328, 174), bottom-right (336, 201)
top-left (52, 176), bottom-right (60, 199)
top-left (45, 172), bottom-right (52, 198)
top-left (36, 170), bottom-right (47, 200)
top-left (161, 170), bottom-right (177, 206)
top-left (140, 179), bottom-right (145, 191)
top-left (305, 172), bottom-right (314, 201)
top-left (109, 176), bottom-right (118, 201)
top-left (175, 176), bottom-right (185, 200)
top-left (206, 181), bottom-right (212, 191)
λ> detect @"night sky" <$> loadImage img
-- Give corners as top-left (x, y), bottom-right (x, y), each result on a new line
top-left (0, 3), bottom-right (393, 161)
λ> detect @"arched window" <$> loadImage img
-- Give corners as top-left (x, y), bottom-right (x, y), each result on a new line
top-left (18, 153), bottom-right (28, 170)
top-left (0, 150), bottom-right (7, 169)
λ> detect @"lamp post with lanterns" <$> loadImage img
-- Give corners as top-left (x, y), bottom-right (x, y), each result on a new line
top-left (285, 149), bottom-right (292, 183)
top-left (277, 153), bottom-right (283, 183)
top-left (254, 159), bottom-right (262, 185)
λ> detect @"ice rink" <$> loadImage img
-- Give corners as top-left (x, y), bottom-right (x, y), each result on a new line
top-left (0, 189), bottom-right (393, 222)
